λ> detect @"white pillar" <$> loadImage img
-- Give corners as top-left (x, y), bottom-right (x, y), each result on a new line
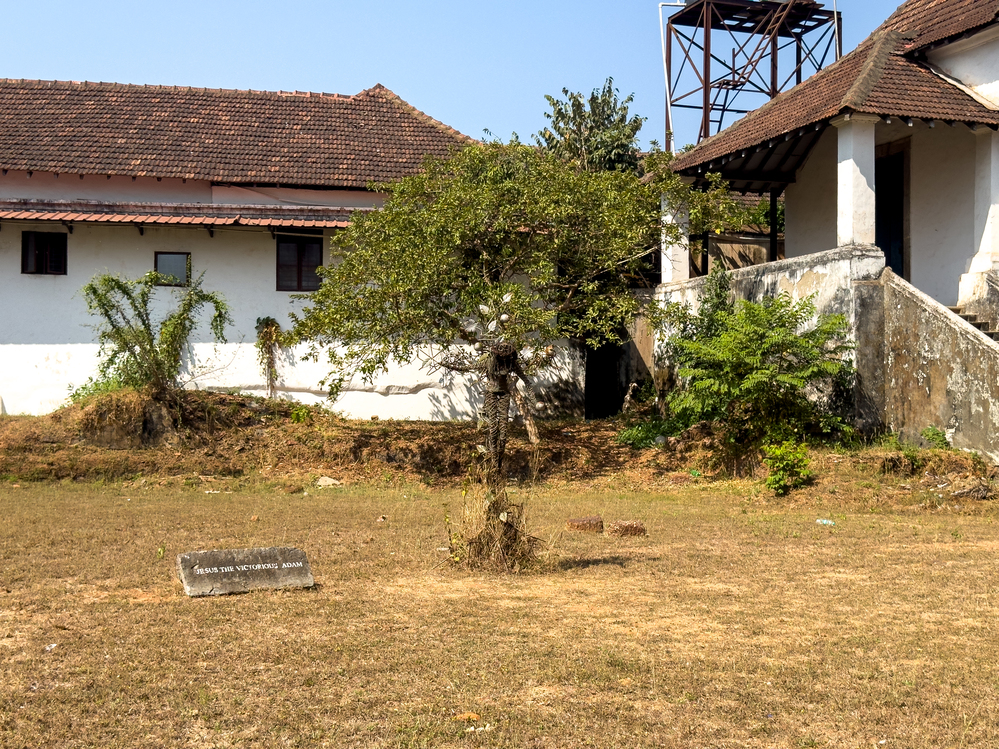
top-left (958, 128), bottom-right (999, 304)
top-left (661, 196), bottom-right (690, 284)
top-left (832, 114), bottom-right (879, 247)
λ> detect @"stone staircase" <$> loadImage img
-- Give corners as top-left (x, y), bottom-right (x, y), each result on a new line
top-left (948, 305), bottom-right (999, 342)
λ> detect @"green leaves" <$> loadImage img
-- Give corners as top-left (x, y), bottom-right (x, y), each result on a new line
top-left (81, 271), bottom-right (232, 398)
top-left (291, 142), bottom-right (665, 396)
top-left (534, 77), bottom-right (646, 174)
top-left (656, 267), bottom-right (852, 446)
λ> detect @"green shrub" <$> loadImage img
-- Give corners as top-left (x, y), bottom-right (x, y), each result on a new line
top-left (616, 416), bottom-right (686, 448)
top-left (763, 441), bottom-right (812, 495)
top-left (920, 425), bottom-right (950, 450)
top-left (68, 375), bottom-right (125, 404)
top-left (290, 404), bottom-right (312, 424)
top-left (81, 271), bottom-right (232, 399)
top-left (654, 266), bottom-right (852, 448)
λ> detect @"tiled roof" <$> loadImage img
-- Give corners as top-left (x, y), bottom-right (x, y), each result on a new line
top-left (0, 80), bottom-right (474, 189)
top-left (673, 0), bottom-right (999, 174)
top-left (0, 200), bottom-right (362, 228)
top-left (883, 0), bottom-right (999, 52)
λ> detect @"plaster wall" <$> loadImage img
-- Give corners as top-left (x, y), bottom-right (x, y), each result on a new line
top-left (926, 25), bottom-right (999, 108)
top-left (784, 128), bottom-right (838, 257)
top-left (786, 123), bottom-right (978, 305)
top-left (211, 186), bottom-right (385, 208)
top-left (882, 270), bottom-right (999, 462)
top-left (908, 124), bottom-right (977, 304)
top-left (0, 170), bottom-right (213, 203)
top-left (0, 221), bottom-right (583, 418)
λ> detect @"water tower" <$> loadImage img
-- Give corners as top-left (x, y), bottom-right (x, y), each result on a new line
top-left (660, 0), bottom-right (842, 150)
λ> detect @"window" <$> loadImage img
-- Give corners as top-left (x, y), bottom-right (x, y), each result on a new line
top-left (21, 231), bottom-right (67, 275)
top-left (154, 252), bottom-right (191, 286)
top-left (276, 233), bottom-right (323, 291)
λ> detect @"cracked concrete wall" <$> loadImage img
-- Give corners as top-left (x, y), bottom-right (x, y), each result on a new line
top-left (656, 247), bottom-right (999, 459)
top-left (882, 271), bottom-right (999, 462)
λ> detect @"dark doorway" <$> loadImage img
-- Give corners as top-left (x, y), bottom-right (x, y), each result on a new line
top-left (875, 148), bottom-right (906, 277)
top-left (584, 341), bottom-right (627, 419)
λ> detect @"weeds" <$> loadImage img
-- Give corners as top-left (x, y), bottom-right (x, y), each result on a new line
top-left (921, 425), bottom-right (951, 450)
top-left (763, 441), bottom-right (812, 495)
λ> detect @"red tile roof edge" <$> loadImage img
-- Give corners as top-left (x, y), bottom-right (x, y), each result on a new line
top-left (0, 199), bottom-right (365, 228)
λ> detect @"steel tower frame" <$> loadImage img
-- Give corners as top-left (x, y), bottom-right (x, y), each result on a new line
top-left (661, 0), bottom-right (842, 150)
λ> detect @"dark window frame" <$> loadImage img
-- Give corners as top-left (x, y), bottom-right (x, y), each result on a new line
top-left (276, 232), bottom-right (324, 292)
top-left (154, 252), bottom-right (192, 287)
top-left (21, 231), bottom-right (68, 276)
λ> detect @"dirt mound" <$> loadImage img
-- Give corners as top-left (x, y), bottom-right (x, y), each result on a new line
top-left (0, 390), bottom-right (699, 485)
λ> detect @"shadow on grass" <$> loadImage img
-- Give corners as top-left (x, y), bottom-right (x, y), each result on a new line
top-left (556, 555), bottom-right (630, 571)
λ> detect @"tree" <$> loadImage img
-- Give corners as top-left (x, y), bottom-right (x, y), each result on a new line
top-left (291, 141), bottom-right (670, 566)
top-left (81, 271), bottom-right (232, 399)
top-left (534, 78), bottom-right (645, 174)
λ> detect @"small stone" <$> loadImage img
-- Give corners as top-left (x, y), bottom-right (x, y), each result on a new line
top-left (566, 516), bottom-right (604, 533)
top-left (316, 476), bottom-right (341, 487)
top-left (606, 521), bottom-right (647, 537)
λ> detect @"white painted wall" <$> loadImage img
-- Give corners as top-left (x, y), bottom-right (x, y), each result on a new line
top-left (909, 124), bottom-right (976, 304)
top-left (927, 25), bottom-right (999, 109)
top-left (0, 221), bottom-right (582, 417)
top-left (211, 185), bottom-right (385, 208)
top-left (784, 127), bottom-right (838, 257)
top-left (0, 170), bottom-right (385, 209)
top-left (785, 122), bottom-right (979, 305)
top-left (0, 171), bottom-right (212, 203)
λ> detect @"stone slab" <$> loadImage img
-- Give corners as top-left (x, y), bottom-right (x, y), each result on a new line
top-left (176, 547), bottom-right (314, 597)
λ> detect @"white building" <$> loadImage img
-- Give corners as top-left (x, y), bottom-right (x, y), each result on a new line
top-left (0, 80), bottom-right (495, 418)
top-left (668, 0), bottom-right (999, 312)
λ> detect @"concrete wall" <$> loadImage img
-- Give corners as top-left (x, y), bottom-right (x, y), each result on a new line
top-left (785, 123), bottom-right (979, 306)
top-left (927, 25), bottom-right (999, 108)
top-left (657, 245), bottom-right (885, 333)
top-left (0, 220), bottom-right (583, 418)
top-left (881, 270), bottom-right (999, 462)
top-left (656, 244), bottom-right (999, 460)
top-left (784, 128), bottom-right (838, 258)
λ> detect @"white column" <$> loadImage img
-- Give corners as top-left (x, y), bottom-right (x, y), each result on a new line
top-left (661, 196), bottom-right (690, 284)
top-left (832, 114), bottom-right (879, 247)
top-left (959, 128), bottom-right (999, 304)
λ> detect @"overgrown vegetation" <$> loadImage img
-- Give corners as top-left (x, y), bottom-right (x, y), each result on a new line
top-left (763, 440), bottom-right (813, 495)
top-left (626, 267), bottom-right (852, 487)
top-left (254, 316), bottom-right (287, 399)
top-left (80, 271), bottom-right (232, 400)
top-left (921, 425), bottom-right (951, 450)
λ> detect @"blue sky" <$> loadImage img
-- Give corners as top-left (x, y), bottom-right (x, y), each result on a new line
top-left (2, 1), bottom-right (902, 149)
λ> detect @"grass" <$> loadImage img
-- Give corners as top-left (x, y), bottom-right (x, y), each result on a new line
top-left (2, 468), bottom-right (999, 748)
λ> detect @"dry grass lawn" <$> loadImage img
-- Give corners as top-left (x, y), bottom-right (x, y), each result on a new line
top-left (2, 461), bottom-right (998, 748)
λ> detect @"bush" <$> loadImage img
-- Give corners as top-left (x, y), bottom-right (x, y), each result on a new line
top-left (616, 415), bottom-right (687, 448)
top-left (763, 441), bottom-right (812, 495)
top-left (655, 266), bottom-right (852, 448)
top-left (921, 425), bottom-right (950, 450)
top-left (82, 271), bottom-right (232, 399)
